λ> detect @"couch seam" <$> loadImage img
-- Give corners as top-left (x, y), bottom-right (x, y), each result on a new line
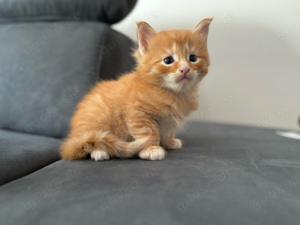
top-left (94, 25), bottom-right (110, 83)
top-left (0, 15), bottom-right (109, 24)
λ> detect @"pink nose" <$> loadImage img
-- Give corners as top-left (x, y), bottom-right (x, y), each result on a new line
top-left (179, 66), bottom-right (190, 75)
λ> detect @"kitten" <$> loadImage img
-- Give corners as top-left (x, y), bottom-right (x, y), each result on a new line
top-left (60, 18), bottom-right (213, 161)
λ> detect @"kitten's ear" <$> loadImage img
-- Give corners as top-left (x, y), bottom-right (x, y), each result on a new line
top-left (193, 18), bottom-right (213, 42)
top-left (136, 21), bottom-right (157, 55)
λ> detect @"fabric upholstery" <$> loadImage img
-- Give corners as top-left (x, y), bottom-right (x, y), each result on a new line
top-left (0, 129), bottom-right (61, 186)
top-left (0, 22), bottom-right (136, 138)
top-left (0, 122), bottom-right (299, 225)
top-left (0, 0), bottom-right (137, 24)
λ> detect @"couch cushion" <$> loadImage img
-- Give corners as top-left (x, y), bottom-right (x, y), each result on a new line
top-left (0, 129), bottom-right (61, 186)
top-left (0, 122), bottom-right (299, 225)
top-left (0, 0), bottom-right (137, 24)
top-left (0, 22), bottom-right (136, 138)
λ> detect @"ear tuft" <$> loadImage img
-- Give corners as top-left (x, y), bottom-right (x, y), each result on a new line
top-left (136, 21), bottom-right (157, 55)
top-left (193, 18), bottom-right (213, 42)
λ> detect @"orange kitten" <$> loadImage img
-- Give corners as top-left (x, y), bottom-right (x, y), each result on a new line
top-left (60, 18), bottom-right (213, 161)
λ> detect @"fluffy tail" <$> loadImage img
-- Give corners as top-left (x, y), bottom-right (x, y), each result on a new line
top-left (60, 130), bottom-right (147, 160)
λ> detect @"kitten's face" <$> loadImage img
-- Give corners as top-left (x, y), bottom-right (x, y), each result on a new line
top-left (136, 19), bottom-right (212, 93)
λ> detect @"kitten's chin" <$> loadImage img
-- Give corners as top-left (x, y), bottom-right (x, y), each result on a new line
top-left (175, 74), bottom-right (192, 83)
top-left (163, 75), bottom-right (199, 93)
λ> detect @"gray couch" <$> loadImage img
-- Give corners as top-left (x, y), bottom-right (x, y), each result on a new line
top-left (0, 1), bottom-right (300, 225)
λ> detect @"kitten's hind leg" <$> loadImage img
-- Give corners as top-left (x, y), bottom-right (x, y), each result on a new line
top-left (90, 150), bottom-right (110, 161)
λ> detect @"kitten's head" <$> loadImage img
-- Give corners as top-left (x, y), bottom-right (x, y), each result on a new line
top-left (135, 18), bottom-right (213, 93)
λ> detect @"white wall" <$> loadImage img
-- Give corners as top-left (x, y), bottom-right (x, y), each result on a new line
top-left (113, 0), bottom-right (300, 131)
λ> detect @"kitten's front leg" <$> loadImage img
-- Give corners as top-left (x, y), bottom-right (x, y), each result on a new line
top-left (127, 115), bottom-right (165, 160)
top-left (161, 133), bottom-right (182, 150)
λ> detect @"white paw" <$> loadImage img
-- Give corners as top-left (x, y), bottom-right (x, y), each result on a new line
top-left (139, 146), bottom-right (166, 160)
top-left (91, 150), bottom-right (110, 161)
top-left (173, 139), bottom-right (182, 149)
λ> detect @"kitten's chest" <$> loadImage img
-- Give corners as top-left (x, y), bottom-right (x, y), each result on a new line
top-left (156, 116), bottom-right (185, 140)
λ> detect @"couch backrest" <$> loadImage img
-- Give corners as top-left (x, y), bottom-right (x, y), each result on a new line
top-left (0, 0), bottom-right (137, 138)
top-left (0, 0), bottom-right (136, 24)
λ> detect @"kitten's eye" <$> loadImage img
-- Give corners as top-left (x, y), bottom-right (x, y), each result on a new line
top-left (189, 55), bottom-right (197, 62)
top-left (163, 57), bottom-right (174, 65)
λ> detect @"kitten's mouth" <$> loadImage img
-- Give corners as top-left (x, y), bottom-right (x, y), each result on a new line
top-left (176, 74), bottom-right (191, 83)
